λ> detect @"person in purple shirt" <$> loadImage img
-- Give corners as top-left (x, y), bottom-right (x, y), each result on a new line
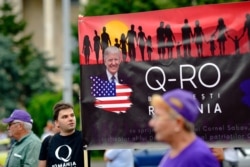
top-left (149, 89), bottom-right (220, 167)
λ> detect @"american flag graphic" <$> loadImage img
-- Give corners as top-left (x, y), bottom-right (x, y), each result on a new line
top-left (90, 76), bottom-right (132, 113)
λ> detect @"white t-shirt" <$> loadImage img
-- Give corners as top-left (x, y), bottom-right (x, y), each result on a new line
top-left (105, 149), bottom-right (134, 167)
top-left (224, 148), bottom-right (239, 162)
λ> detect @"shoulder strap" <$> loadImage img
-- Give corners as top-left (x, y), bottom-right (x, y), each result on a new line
top-left (47, 135), bottom-right (54, 149)
top-left (44, 135), bottom-right (54, 167)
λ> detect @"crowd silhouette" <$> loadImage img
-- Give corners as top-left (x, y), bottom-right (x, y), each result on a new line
top-left (81, 13), bottom-right (250, 64)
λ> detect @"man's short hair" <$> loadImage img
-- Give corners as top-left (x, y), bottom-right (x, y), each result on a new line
top-left (23, 122), bottom-right (32, 131)
top-left (169, 110), bottom-right (195, 132)
top-left (53, 102), bottom-right (73, 121)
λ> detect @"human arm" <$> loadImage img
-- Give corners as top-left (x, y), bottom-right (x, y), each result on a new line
top-left (212, 26), bottom-right (218, 37)
top-left (211, 148), bottom-right (224, 162)
top-left (82, 38), bottom-right (85, 54)
top-left (190, 28), bottom-right (194, 38)
top-left (108, 36), bottom-right (112, 46)
top-left (227, 35), bottom-right (234, 41)
top-left (38, 136), bottom-right (51, 167)
top-left (239, 34), bottom-right (244, 41)
top-left (144, 33), bottom-right (147, 41)
top-left (104, 150), bottom-right (112, 162)
top-left (104, 149), bottom-right (121, 162)
top-left (172, 31), bottom-right (176, 43)
top-left (201, 29), bottom-right (206, 42)
top-left (38, 160), bottom-right (47, 167)
top-left (134, 32), bottom-right (138, 46)
top-left (90, 41), bottom-right (93, 52)
top-left (243, 21), bottom-right (247, 36)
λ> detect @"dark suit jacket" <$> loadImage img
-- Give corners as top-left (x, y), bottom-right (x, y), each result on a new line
top-left (98, 70), bottom-right (130, 84)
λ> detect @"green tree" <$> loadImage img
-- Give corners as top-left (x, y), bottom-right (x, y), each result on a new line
top-left (27, 92), bottom-right (62, 137)
top-left (82, 0), bottom-right (240, 16)
top-left (0, 2), bottom-right (57, 117)
top-left (27, 91), bottom-right (82, 137)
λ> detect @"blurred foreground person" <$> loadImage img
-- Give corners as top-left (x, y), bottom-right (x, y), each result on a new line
top-left (2, 109), bottom-right (41, 167)
top-left (104, 149), bottom-right (134, 167)
top-left (149, 89), bottom-right (219, 167)
top-left (211, 148), bottom-right (224, 167)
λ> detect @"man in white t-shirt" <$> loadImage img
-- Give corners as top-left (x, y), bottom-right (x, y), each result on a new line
top-left (224, 148), bottom-right (239, 167)
top-left (104, 149), bottom-right (134, 167)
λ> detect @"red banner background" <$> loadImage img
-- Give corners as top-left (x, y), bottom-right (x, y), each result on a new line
top-left (78, 2), bottom-right (250, 64)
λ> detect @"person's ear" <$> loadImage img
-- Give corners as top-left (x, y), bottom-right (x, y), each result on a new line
top-left (54, 121), bottom-right (59, 128)
top-left (174, 116), bottom-right (184, 132)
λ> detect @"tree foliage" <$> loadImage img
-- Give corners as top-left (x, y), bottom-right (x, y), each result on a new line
top-left (82, 0), bottom-right (240, 16)
top-left (0, 2), bottom-right (57, 117)
top-left (27, 92), bottom-right (62, 136)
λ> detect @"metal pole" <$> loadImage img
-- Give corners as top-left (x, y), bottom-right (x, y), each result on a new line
top-left (62, 1), bottom-right (89, 165)
top-left (62, 0), bottom-right (72, 104)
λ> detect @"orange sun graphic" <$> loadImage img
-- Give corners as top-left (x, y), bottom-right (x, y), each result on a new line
top-left (101, 20), bottom-right (129, 45)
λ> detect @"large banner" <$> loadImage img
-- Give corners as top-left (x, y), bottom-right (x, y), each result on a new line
top-left (78, 2), bottom-right (250, 149)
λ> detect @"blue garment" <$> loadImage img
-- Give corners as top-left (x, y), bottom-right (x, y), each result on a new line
top-left (159, 137), bottom-right (220, 167)
top-left (105, 149), bottom-right (133, 167)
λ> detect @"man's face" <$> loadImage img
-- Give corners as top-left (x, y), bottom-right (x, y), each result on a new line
top-left (55, 108), bottom-right (76, 134)
top-left (104, 53), bottom-right (121, 75)
top-left (7, 121), bottom-right (22, 139)
top-left (149, 107), bottom-right (177, 143)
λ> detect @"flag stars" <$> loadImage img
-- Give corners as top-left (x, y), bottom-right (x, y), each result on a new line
top-left (90, 76), bottom-right (117, 97)
top-left (89, 75), bottom-right (132, 113)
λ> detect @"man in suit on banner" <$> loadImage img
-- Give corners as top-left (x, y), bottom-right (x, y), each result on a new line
top-left (88, 46), bottom-right (134, 145)
top-left (99, 46), bottom-right (128, 84)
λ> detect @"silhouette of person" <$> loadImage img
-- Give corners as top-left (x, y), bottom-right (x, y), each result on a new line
top-left (181, 19), bottom-right (193, 57)
top-left (193, 20), bottom-right (205, 57)
top-left (207, 35), bottom-right (216, 56)
top-left (114, 38), bottom-right (120, 48)
top-left (176, 42), bottom-right (182, 58)
top-left (138, 26), bottom-right (147, 61)
top-left (82, 35), bottom-right (92, 64)
top-left (126, 24), bottom-right (137, 61)
top-left (93, 30), bottom-right (101, 64)
top-left (120, 33), bottom-right (127, 62)
top-left (146, 35), bottom-right (153, 61)
top-left (101, 26), bottom-right (111, 63)
top-left (165, 24), bottom-right (176, 59)
top-left (212, 18), bottom-right (228, 56)
top-left (228, 34), bottom-right (244, 55)
top-left (242, 13), bottom-right (250, 51)
top-left (156, 21), bottom-right (166, 60)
